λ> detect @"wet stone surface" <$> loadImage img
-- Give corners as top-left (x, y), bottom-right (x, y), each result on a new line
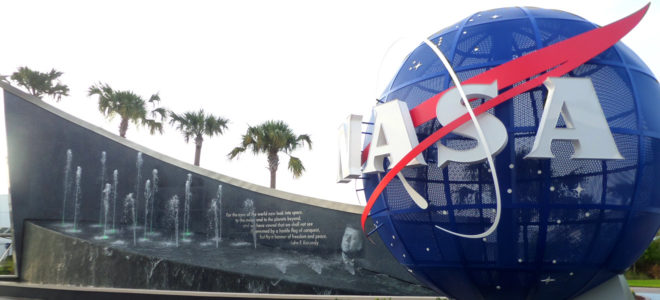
top-left (21, 221), bottom-right (436, 296)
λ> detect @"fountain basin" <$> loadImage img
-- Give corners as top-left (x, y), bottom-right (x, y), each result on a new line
top-left (21, 221), bottom-right (434, 296)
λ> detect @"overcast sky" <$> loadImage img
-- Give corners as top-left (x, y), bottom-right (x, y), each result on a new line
top-left (0, 0), bottom-right (658, 205)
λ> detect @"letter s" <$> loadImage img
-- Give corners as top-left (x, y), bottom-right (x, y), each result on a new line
top-left (436, 81), bottom-right (508, 168)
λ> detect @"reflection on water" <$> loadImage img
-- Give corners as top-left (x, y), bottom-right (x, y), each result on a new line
top-left (32, 220), bottom-right (439, 296)
top-left (41, 220), bottom-right (355, 282)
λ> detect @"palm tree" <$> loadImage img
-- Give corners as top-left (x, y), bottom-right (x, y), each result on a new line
top-left (228, 120), bottom-right (312, 189)
top-left (10, 66), bottom-right (70, 101)
top-left (88, 83), bottom-right (167, 138)
top-left (169, 109), bottom-right (229, 166)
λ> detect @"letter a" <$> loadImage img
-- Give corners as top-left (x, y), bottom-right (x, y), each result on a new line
top-left (363, 100), bottom-right (427, 174)
top-left (526, 77), bottom-right (623, 160)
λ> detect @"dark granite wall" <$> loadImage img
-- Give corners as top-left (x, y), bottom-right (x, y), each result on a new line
top-left (2, 87), bottom-right (432, 294)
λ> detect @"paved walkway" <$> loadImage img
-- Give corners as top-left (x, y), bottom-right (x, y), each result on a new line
top-left (633, 287), bottom-right (660, 300)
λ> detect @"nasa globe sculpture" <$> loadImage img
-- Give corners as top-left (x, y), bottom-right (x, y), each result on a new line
top-left (345, 5), bottom-right (660, 300)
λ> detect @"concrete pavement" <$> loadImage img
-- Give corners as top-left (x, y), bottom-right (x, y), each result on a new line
top-left (633, 287), bottom-right (660, 300)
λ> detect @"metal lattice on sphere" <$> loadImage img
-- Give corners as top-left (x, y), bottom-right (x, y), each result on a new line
top-left (362, 6), bottom-right (660, 300)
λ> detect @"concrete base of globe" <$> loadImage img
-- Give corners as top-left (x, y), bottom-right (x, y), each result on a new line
top-left (575, 274), bottom-right (634, 300)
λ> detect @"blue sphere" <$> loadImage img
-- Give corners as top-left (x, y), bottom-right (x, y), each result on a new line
top-left (364, 6), bottom-right (660, 300)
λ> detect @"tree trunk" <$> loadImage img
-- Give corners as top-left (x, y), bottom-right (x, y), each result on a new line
top-left (30, 88), bottom-right (41, 98)
top-left (119, 118), bottom-right (129, 138)
top-left (194, 135), bottom-right (203, 166)
top-left (267, 152), bottom-right (279, 189)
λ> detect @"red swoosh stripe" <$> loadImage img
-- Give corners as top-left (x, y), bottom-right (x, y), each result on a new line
top-left (361, 4), bottom-right (650, 231)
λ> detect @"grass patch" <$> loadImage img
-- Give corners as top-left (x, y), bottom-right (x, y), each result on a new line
top-left (628, 280), bottom-right (660, 288)
top-left (0, 255), bottom-right (13, 275)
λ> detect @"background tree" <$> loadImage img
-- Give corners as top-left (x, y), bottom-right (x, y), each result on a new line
top-left (10, 66), bottom-right (70, 101)
top-left (630, 238), bottom-right (660, 279)
top-left (169, 109), bottom-right (229, 166)
top-left (88, 83), bottom-right (167, 138)
top-left (228, 120), bottom-right (311, 189)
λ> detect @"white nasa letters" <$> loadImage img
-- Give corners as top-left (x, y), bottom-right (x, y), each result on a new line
top-left (526, 77), bottom-right (624, 160)
top-left (362, 100), bottom-right (427, 174)
top-left (435, 81), bottom-right (508, 167)
top-left (336, 77), bottom-right (623, 182)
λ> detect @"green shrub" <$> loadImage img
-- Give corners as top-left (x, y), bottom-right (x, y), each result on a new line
top-left (631, 239), bottom-right (660, 279)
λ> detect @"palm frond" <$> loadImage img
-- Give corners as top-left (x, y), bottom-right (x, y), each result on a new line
top-left (151, 107), bottom-right (168, 121)
top-left (148, 93), bottom-right (161, 104)
top-left (169, 109), bottom-right (229, 143)
top-left (287, 156), bottom-right (305, 178)
top-left (228, 146), bottom-right (247, 159)
top-left (88, 82), bottom-right (163, 136)
top-left (296, 134), bottom-right (312, 150)
top-left (230, 120), bottom-right (312, 181)
top-left (142, 119), bottom-right (164, 135)
top-left (10, 66), bottom-right (69, 101)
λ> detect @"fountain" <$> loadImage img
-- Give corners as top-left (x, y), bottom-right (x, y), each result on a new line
top-left (66, 166), bottom-right (82, 233)
top-left (98, 183), bottom-right (111, 239)
top-left (168, 195), bottom-right (180, 247)
top-left (124, 193), bottom-right (137, 245)
top-left (142, 179), bottom-right (152, 240)
top-left (149, 169), bottom-right (159, 234)
top-left (111, 170), bottom-right (119, 233)
top-left (135, 152), bottom-right (143, 231)
top-left (97, 151), bottom-right (107, 226)
top-left (216, 185), bottom-right (222, 244)
top-left (183, 174), bottom-right (192, 240)
top-left (207, 185), bottom-right (222, 248)
top-left (244, 198), bottom-right (256, 249)
top-left (61, 149), bottom-right (72, 226)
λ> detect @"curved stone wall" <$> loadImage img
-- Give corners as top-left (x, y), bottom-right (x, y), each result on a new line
top-left (1, 82), bottom-right (434, 295)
